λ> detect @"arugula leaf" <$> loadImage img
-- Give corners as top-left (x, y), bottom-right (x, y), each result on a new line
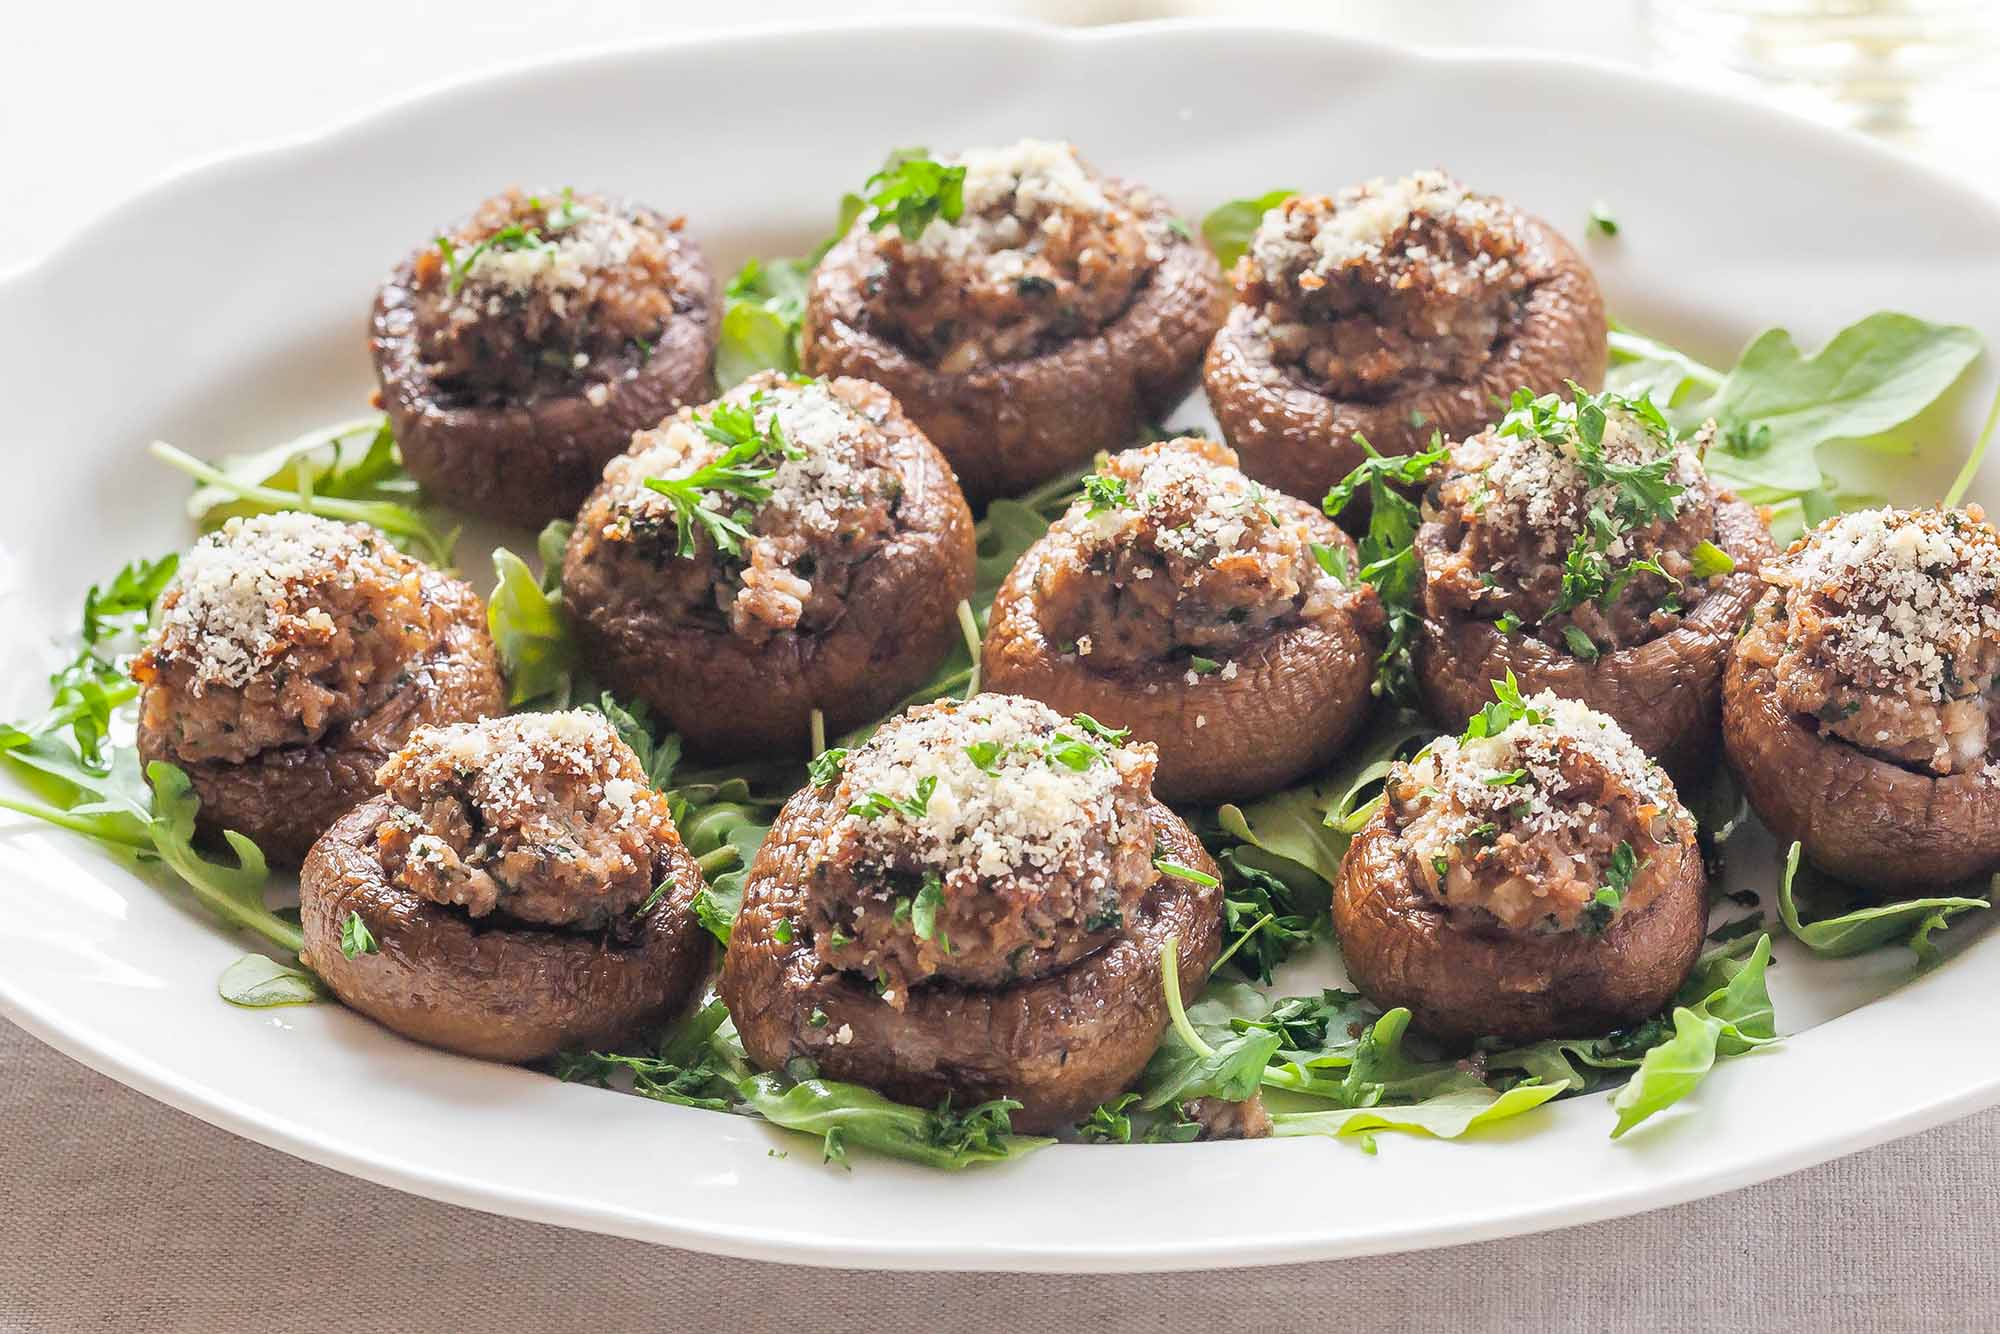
top-left (1200, 188), bottom-right (1295, 267)
top-left (487, 545), bottom-right (582, 708)
top-left (1076, 1092), bottom-right (1203, 1144)
top-left (718, 257), bottom-right (813, 388)
top-left (218, 954), bottom-right (327, 1008)
top-left (150, 437), bottom-right (457, 567)
top-left (739, 1075), bottom-right (1051, 1170)
top-left (1704, 313), bottom-right (1982, 496)
top-left (1138, 947), bottom-right (1282, 1110)
top-left (555, 1000), bottom-right (739, 1111)
top-left (712, 152), bottom-right (894, 386)
top-left (586, 692), bottom-right (681, 790)
top-left (1773, 841), bottom-right (1988, 959)
top-left (1609, 935), bottom-right (1778, 1137)
top-left (1271, 1082), bottom-right (1563, 1152)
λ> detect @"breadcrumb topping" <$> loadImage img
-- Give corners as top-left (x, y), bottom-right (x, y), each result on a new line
top-left (1764, 506), bottom-right (2000, 700)
top-left (152, 513), bottom-right (379, 691)
top-left (828, 694), bottom-right (1152, 883)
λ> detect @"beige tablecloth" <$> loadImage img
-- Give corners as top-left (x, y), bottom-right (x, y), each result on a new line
top-left (1, 1018), bottom-right (1991, 1333)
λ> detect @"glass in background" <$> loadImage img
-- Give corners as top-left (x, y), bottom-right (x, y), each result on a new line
top-left (1645, 0), bottom-right (1999, 140)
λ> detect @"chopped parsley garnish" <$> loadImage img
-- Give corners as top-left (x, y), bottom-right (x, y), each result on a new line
top-left (1154, 858), bottom-right (1219, 887)
top-left (911, 872), bottom-right (945, 942)
top-left (339, 912), bottom-right (378, 960)
top-left (1042, 730), bottom-right (1104, 772)
top-left (849, 774), bottom-right (938, 822)
top-left (1310, 541), bottom-right (1351, 583)
top-left (807, 1008), bottom-right (830, 1029)
top-left (773, 919), bottom-right (795, 945)
top-left (434, 222), bottom-right (557, 296)
top-left (1581, 841), bottom-right (1641, 934)
top-left (641, 392), bottom-right (805, 558)
top-left (1689, 540), bottom-right (1736, 579)
top-left (1082, 473), bottom-right (1131, 516)
top-left (1070, 713), bottom-right (1131, 744)
top-left (1482, 768), bottom-right (1529, 787)
top-left (1187, 656), bottom-right (1223, 675)
top-left (1323, 433), bottom-right (1450, 703)
top-left (863, 157), bottom-right (967, 238)
top-left (1431, 853), bottom-right (1451, 878)
top-left (807, 746), bottom-right (849, 788)
top-left (1494, 611), bottom-right (1522, 634)
top-left (634, 877), bottom-right (675, 918)
top-left (1461, 671), bottom-right (1546, 742)
top-left (1562, 625), bottom-right (1602, 661)
top-left (964, 739), bottom-right (1003, 773)
top-left (1588, 203), bottom-right (1619, 237)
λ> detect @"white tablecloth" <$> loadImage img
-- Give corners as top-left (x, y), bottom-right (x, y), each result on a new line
top-left (5, 3), bottom-right (1997, 1329)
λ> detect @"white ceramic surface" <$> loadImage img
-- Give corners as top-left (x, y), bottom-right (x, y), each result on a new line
top-left (2, 19), bottom-right (1998, 1273)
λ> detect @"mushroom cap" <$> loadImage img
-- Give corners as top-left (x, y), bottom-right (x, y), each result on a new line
top-left (1331, 799), bottom-right (1707, 1045)
top-left (562, 378), bottom-right (976, 759)
top-left (800, 183), bottom-right (1224, 504)
top-left (1722, 598), bottom-right (2000, 890)
top-left (299, 792), bottom-right (713, 1063)
top-left (371, 200), bottom-right (718, 527)
top-left (718, 786), bottom-right (1223, 1133)
top-left (1414, 493), bottom-right (1775, 779)
top-left (1203, 212), bottom-right (1606, 510)
top-left (136, 568), bottom-right (507, 868)
top-left (981, 501), bottom-right (1381, 803)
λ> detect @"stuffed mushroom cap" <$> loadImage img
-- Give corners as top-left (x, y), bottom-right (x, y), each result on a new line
top-left (1413, 387), bottom-right (1774, 774)
top-left (300, 709), bottom-right (712, 1062)
top-left (563, 372), bottom-right (974, 757)
top-left (1333, 684), bottom-right (1706, 1043)
top-left (718, 693), bottom-right (1224, 1130)
top-left (1205, 171), bottom-right (1606, 504)
top-left (372, 186), bottom-right (716, 525)
top-left (802, 139), bottom-right (1223, 502)
top-left (983, 435), bottom-right (1384, 800)
top-left (1724, 504), bottom-right (2000, 888)
top-left (131, 512), bottom-right (505, 865)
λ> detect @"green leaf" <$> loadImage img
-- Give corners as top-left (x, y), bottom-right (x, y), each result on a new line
top-left (1200, 188), bottom-right (1295, 267)
top-left (1774, 841), bottom-right (1988, 958)
top-left (143, 762), bottom-right (297, 955)
top-left (862, 157), bottom-right (966, 238)
top-left (739, 1075), bottom-right (1052, 1170)
top-left (1688, 539), bottom-right (1735, 579)
top-left (1137, 962), bottom-right (1282, 1111)
top-left (1608, 935), bottom-right (1779, 1137)
top-left (488, 545), bottom-right (580, 708)
top-left (150, 438), bottom-right (457, 567)
top-left (1705, 313), bottom-right (1982, 497)
top-left (1271, 1082), bottom-right (1563, 1150)
top-left (218, 954), bottom-right (326, 1008)
top-left (1609, 1008), bottom-right (1720, 1138)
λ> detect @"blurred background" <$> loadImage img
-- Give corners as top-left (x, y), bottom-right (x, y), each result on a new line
top-left (6, 0), bottom-right (1998, 267)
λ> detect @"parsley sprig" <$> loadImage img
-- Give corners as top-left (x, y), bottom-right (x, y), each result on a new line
top-left (641, 393), bottom-right (806, 559)
top-left (1323, 433), bottom-right (1451, 704)
top-left (864, 157), bottom-right (967, 238)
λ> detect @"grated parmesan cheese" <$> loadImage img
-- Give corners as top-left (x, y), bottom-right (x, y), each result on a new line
top-left (1249, 170), bottom-right (1516, 288)
top-left (1405, 691), bottom-right (1671, 847)
top-left (387, 709), bottom-right (643, 828)
top-left (1765, 506), bottom-right (2000, 699)
top-left (826, 695), bottom-right (1152, 883)
top-left (152, 512), bottom-right (374, 691)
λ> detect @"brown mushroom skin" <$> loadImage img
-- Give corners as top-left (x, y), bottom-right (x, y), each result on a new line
top-left (371, 203), bottom-right (717, 528)
top-left (1203, 215), bottom-right (1605, 510)
top-left (1332, 802), bottom-right (1707, 1045)
top-left (299, 793), bottom-right (713, 1062)
top-left (982, 511), bottom-right (1381, 803)
top-left (800, 191), bottom-right (1225, 505)
top-left (1414, 494), bottom-right (1775, 779)
top-left (135, 570), bottom-right (506, 868)
top-left (562, 380), bottom-right (976, 759)
top-left (1722, 593), bottom-right (2000, 890)
top-left (719, 790), bottom-right (1223, 1134)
